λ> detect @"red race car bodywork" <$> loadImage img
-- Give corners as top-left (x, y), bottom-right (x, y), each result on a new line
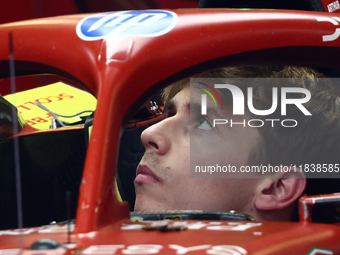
top-left (0, 8), bottom-right (339, 255)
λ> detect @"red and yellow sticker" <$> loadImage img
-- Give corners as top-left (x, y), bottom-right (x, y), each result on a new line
top-left (4, 82), bottom-right (97, 129)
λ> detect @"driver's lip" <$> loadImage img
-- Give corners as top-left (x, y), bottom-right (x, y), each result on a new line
top-left (134, 164), bottom-right (163, 185)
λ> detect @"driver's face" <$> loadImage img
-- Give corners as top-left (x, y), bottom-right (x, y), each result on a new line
top-left (134, 84), bottom-right (261, 214)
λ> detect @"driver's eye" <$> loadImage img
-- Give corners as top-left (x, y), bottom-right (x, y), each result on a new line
top-left (197, 119), bottom-right (212, 130)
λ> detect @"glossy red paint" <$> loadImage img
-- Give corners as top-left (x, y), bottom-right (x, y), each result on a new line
top-left (0, 9), bottom-right (339, 254)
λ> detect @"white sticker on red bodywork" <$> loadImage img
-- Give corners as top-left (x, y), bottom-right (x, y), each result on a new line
top-left (307, 247), bottom-right (333, 255)
top-left (76, 10), bottom-right (178, 41)
top-left (0, 249), bottom-right (21, 255)
top-left (22, 249), bottom-right (65, 255)
top-left (0, 224), bottom-right (74, 236)
top-left (81, 245), bottom-right (247, 255)
top-left (328, 1), bottom-right (340, 12)
top-left (121, 221), bottom-right (262, 231)
top-left (316, 16), bottom-right (340, 41)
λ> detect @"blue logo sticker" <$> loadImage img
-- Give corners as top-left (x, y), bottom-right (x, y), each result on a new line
top-left (76, 10), bottom-right (178, 41)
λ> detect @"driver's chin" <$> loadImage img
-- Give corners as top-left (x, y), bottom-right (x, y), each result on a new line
top-left (134, 193), bottom-right (172, 212)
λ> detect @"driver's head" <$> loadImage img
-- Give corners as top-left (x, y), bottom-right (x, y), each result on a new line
top-left (134, 66), bottom-right (340, 221)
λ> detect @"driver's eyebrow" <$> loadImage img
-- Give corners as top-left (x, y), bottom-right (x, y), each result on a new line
top-left (164, 98), bottom-right (190, 114)
top-left (190, 101), bottom-right (224, 119)
top-left (165, 99), bottom-right (224, 119)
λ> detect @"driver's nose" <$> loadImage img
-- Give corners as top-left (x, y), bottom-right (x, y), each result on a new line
top-left (141, 119), bottom-right (172, 155)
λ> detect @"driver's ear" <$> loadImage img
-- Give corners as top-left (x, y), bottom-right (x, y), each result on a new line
top-left (255, 168), bottom-right (306, 210)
